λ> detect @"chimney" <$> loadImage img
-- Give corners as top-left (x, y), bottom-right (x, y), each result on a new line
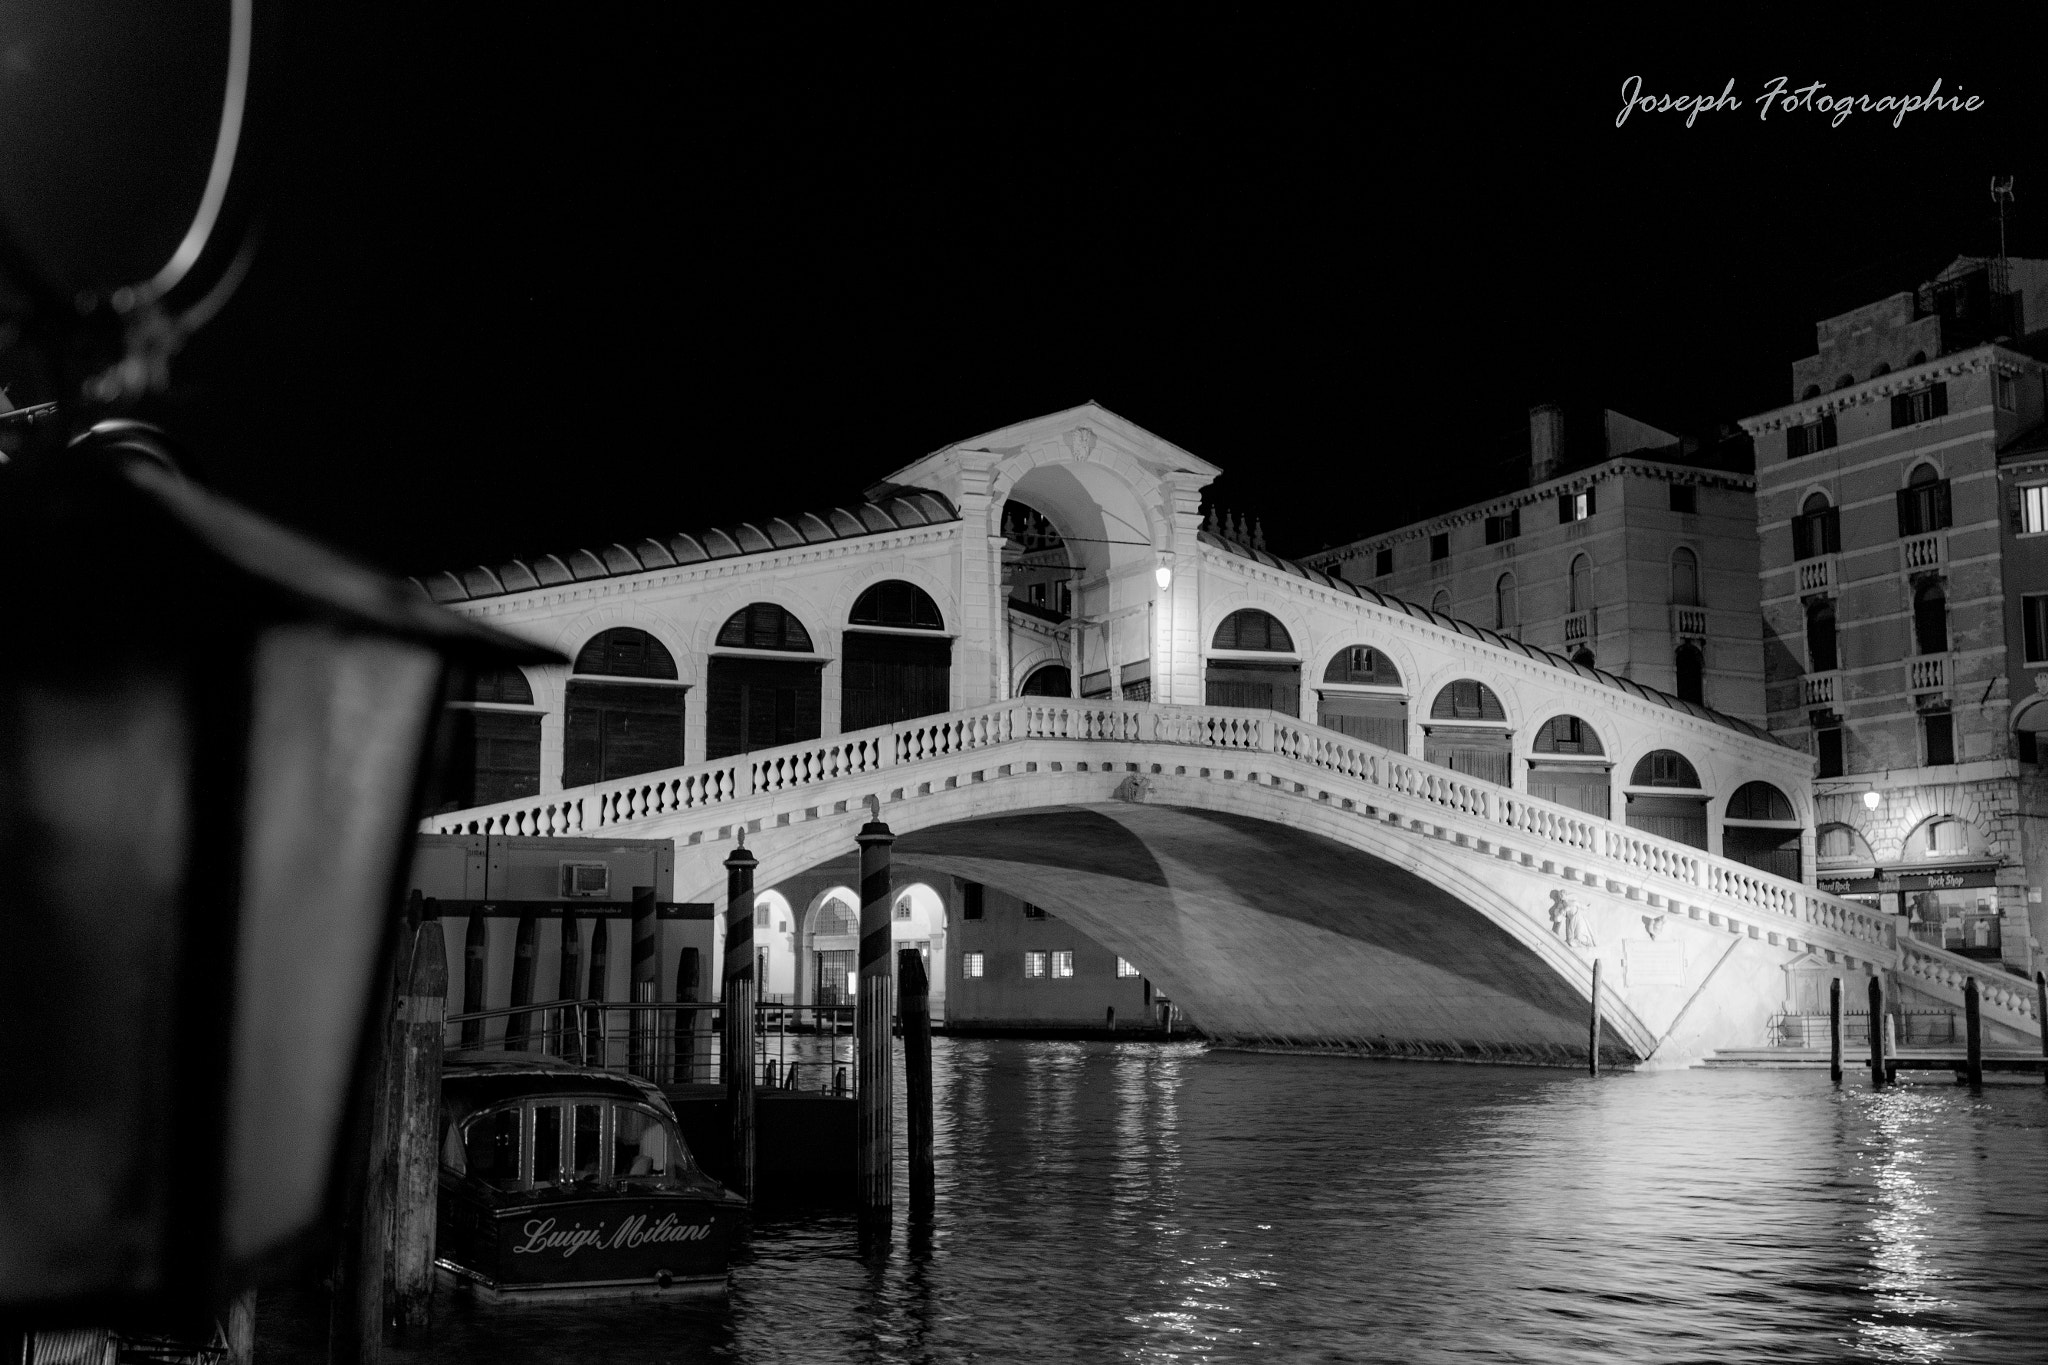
top-left (1529, 404), bottom-right (1565, 486)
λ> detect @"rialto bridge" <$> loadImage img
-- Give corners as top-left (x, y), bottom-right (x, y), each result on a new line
top-left (415, 405), bottom-right (2043, 1066)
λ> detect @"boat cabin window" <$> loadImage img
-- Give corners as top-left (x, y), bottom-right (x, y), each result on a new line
top-left (462, 1107), bottom-right (525, 1191)
top-left (452, 1096), bottom-right (684, 1189)
top-left (614, 1103), bottom-right (678, 1179)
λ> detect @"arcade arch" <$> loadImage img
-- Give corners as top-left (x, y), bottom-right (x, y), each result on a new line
top-left (564, 626), bottom-right (689, 787)
top-left (1424, 679), bottom-right (1511, 785)
top-left (1316, 644), bottom-right (1406, 752)
top-left (1527, 714), bottom-right (1609, 817)
top-left (1207, 609), bottom-right (1301, 716)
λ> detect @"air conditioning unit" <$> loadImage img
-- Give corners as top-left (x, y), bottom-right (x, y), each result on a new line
top-left (561, 862), bottom-right (610, 897)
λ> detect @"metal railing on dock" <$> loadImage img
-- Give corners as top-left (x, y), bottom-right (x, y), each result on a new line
top-left (442, 999), bottom-right (856, 1093)
top-left (1764, 1009), bottom-right (1960, 1048)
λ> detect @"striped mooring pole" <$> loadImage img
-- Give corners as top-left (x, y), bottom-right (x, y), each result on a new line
top-left (856, 814), bottom-right (897, 1213)
top-left (723, 836), bottom-right (758, 1200)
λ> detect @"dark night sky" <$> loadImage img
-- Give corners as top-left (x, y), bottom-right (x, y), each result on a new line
top-left (104, 10), bottom-right (2048, 576)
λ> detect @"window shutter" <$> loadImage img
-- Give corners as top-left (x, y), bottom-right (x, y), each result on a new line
top-left (1820, 414), bottom-right (1837, 448)
top-left (1896, 487), bottom-right (1917, 537)
top-left (1824, 508), bottom-right (1840, 553)
top-left (2011, 484), bottom-right (2025, 534)
top-left (1931, 383), bottom-right (1948, 418)
top-left (1787, 425), bottom-right (1808, 459)
top-left (1934, 480), bottom-right (1952, 530)
top-left (1891, 394), bottom-right (1911, 428)
top-left (1558, 494), bottom-right (1573, 525)
top-left (1792, 516), bottom-right (1813, 560)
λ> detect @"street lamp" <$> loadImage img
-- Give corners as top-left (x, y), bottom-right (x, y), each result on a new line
top-left (1155, 555), bottom-right (1174, 590)
top-left (1864, 790), bottom-right (1882, 810)
top-left (0, 428), bottom-right (556, 1334)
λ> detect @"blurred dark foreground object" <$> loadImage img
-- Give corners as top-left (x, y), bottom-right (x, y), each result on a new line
top-left (0, 424), bottom-right (556, 1343)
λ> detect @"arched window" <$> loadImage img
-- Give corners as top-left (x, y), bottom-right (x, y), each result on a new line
top-left (1726, 781), bottom-right (1794, 821)
top-left (1872, 362), bottom-right (1892, 376)
top-left (436, 665), bottom-right (542, 812)
top-left (453, 666), bottom-right (534, 705)
top-left (1908, 351), bottom-right (1927, 366)
top-left (1803, 492), bottom-right (1830, 514)
top-left (1212, 609), bottom-right (1295, 652)
top-left (1630, 750), bottom-right (1700, 787)
top-left (1801, 384), bottom-right (1822, 399)
top-left (574, 627), bottom-right (677, 679)
top-left (1909, 462), bottom-right (1940, 488)
top-left (1429, 679), bottom-right (1505, 721)
top-left (850, 580), bottom-right (943, 630)
top-left (1806, 598), bottom-right (1838, 672)
top-left (814, 898), bottom-right (858, 936)
top-left (1533, 715), bottom-right (1603, 755)
top-left (844, 583), bottom-right (951, 730)
top-left (1670, 548), bottom-right (1699, 606)
top-left (715, 602), bottom-right (815, 651)
top-left (1817, 824), bottom-right (1873, 862)
top-left (1430, 589), bottom-right (1452, 615)
top-left (1570, 647), bottom-right (1596, 668)
top-left (1899, 464), bottom-right (1952, 535)
top-left (1021, 664), bottom-right (1072, 696)
top-left (707, 607), bottom-right (825, 759)
top-left (565, 628), bottom-right (687, 786)
top-left (1323, 646), bottom-right (1401, 687)
top-left (1568, 554), bottom-right (1592, 613)
top-left (1834, 374), bottom-right (1856, 390)
top-left (1794, 493), bottom-right (1838, 560)
top-left (1675, 642), bottom-right (1704, 704)
top-left (1921, 818), bottom-right (1969, 856)
top-left (1494, 573), bottom-right (1518, 633)
top-left (1913, 579), bottom-right (1947, 655)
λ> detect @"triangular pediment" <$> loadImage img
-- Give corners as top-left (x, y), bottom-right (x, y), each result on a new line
top-left (869, 401), bottom-right (1222, 502)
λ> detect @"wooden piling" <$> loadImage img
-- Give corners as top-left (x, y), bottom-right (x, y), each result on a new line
top-left (630, 885), bottom-right (658, 1077)
top-left (224, 1290), bottom-right (256, 1365)
top-left (1868, 975), bottom-right (1886, 1087)
top-left (898, 947), bottom-right (935, 1215)
top-left (1828, 977), bottom-right (1843, 1083)
top-left (1883, 1013), bottom-right (1898, 1085)
top-left (388, 920), bottom-right (448, 1339)
top-left (722, 839), bottom-right (758, 1200)
top-left (856, 816), bottom-right (897, 1213)
top-left (504, 914), bottom-right (536, 1050)
top-left (2037, 971), bottom-right (2047, 1086)
top-left (1963, 976), bottom-right (1983, 1087)
top-left (1587, 958), bottom-right (1601, 1078)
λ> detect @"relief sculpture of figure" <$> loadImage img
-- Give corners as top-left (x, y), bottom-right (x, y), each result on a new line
top-left (1548, 889), bottom-right (1597, 948)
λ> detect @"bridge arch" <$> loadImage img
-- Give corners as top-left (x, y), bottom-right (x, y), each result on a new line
top-left (989, 434), bottom-right (1173, 556)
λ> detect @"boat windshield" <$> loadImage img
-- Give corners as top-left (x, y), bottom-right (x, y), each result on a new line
top-left (612, 1102), bottom-right (689, 1184)
top-left (446, 1097), bottom-right (691, 1191)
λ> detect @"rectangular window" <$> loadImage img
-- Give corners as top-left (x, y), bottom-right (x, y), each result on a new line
top-left (1022, 902), bottom-right (1046, 920)
top-left (1051, 951), bottom-right (1074, 978)
top-left (1558, 488), bottom-right (1596, 523)
top-left (1374, 547), bottom-right (1394, 577)
top-left (755, 906), bottom-right (769, 927)
top-left (1669, 484), bottom-right (1697, 514)
top-left (2022, 485), bottom-right (2048, 535)
top-left (1997, 370), bottom-right (2017, 411)
top-left (2024, 595), bottom-right (2048, 663)
top-left (1896, 480), bottom-right (1953, 536)
top-left (893, 900), bottom-right (911, 920)
top-left (1785, 415), bottom-right (1837, 458)
top-left (1891, 383), bottom-right (1949, 429)
top-left (961, 951), bottom-right (984, 979)
top-left (1024, 951), bottom-right (1048, 978)
top-left (1816, 725), bottom-right (1844, 779)
top-left (1924, 711), bottom-right (1955, 766)
top-left (1116, 957), bottom-right (1141, 978)
top-left (962, 882), bottom-right (984, 920)
top-left (1484, 509), bottom-right (1520, 544)
top-left (1429, 532), bottom-right (1450, 561)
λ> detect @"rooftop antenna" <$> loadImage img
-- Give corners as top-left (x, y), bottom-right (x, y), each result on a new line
top-left (1991, 176), bottom-right (2015, 276)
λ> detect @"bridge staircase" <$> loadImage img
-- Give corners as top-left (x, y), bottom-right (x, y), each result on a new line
top-left (427, 698), bottom-right (2044, 1054)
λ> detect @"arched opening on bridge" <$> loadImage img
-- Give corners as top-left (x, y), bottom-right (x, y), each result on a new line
top-left (1425, 680), bottom-right (1511, 786)
top-left (707, 603), bottom-right (825, 759)
top-left (564, 627), bottom-right (689, 787)
top-left (802, 887), bottom-right (860, 1007)
top-left (1001, 500), bottom-right (1073, 621)
top-left (843, 581), bottom-right (951, 732)
top-left (1527, 715), bottom-right (1609, 817)
top-left (1317, 645), bottom-right (1406, 751)
top-left (1021, 663), bottom-right (1073, 697)
top-left (1721, 781), bottom-right (1801, 880)
top-left (1624, 749), bottom-right (1707, 850)
top-left (1901, 816), bottom-right (1998, 956)
top-left (1206, 609), bottom-right (1300, 716)
top-left (434, 664), bottom-right (542, 813)
top-left (1001, 464), bottom-right (1158, 705)
top-left (893, 883), bottom-right (948, 1018)
top-left (753, 889), bottom-right (798, 1003)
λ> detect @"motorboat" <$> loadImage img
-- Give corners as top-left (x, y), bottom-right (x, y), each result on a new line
top-left (436, 1053), bottom-right (746, 1299)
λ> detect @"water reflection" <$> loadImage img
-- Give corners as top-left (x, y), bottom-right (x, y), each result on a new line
top-left (254, 1041), bottom-right (2048, 1363)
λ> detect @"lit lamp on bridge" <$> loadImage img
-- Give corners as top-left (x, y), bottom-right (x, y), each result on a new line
top-left (1864, 790), bottom-right (1883, 811)
top-left (1155, 554), bottom-right (1174, 590)
top-left (0, 425), bottom-right (557, 1336)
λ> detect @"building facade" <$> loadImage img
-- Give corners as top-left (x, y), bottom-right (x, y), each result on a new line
top-left (1741, 255), bottom-right (2048, 977)
top-left (1302, 406), bottom-right (1763, 727)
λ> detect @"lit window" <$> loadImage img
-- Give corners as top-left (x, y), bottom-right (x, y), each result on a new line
top-left (962, 952), bottom-right (984, 979)
top-left (1559, 488), bottom-right (1596, 523)
top-left (1051, 951), bottom-right (1074, 978)
top-left (1024, 951), bottom-right (1048, 978)
top-left (1116, 957), bottom-right (1141, 978)
top-left (2021, 485), bottom-right (2048, 534)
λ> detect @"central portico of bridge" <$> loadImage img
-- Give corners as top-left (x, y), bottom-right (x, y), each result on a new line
top-left (418, 406), bottom-right (2043, 1064)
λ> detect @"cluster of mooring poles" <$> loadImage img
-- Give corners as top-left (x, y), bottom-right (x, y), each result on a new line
top-left (1821, 971), bottom-right (2048, 1090)
top-left (719, 808), bottom-right (936, 1216)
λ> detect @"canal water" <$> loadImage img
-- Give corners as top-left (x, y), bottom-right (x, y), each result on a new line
top-left (257, 1038), bottom-right (2048, 1363)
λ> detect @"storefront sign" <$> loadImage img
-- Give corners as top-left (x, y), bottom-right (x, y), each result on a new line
top-left (1898, 868), bottom-right (1997, 891)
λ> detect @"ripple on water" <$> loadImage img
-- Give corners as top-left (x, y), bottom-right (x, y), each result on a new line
top-left (255, 1040), bottom-right (2048, 1363)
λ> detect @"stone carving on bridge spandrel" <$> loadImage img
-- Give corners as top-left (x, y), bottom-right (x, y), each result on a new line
top-left (1641, 915), bottom-right (1663, 940)
top-left (1114, 774), bottom-right (1154, 803)
top-left (1547, 889), bottom-right (1596, 948)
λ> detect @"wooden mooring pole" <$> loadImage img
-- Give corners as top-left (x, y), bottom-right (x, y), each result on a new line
top-left (1963, 976), bottom-right (1983, 1088)
top-left (898, 947), bottom-right (935, 1216)
top-left (856, 814), bottom-right (897, 1213)
top-left (1868, 975), bottom-right (1886, 1088)
top-left (722, 838), bottom-right (758, 1201)
top-left (2037, 971), bottom-right (2047, 1087)
top-left (1829, 977), bottom-right (1843, 1084)
top-left (1586, 959), bottom-right (1601, 1078)
top-left (388, 920), bottom-right (448, 1339)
